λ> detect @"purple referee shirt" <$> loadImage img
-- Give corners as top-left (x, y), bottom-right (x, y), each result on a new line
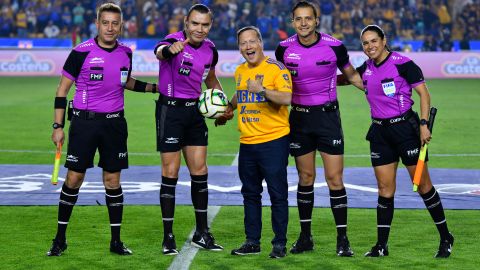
top-left (275, 33), bottom-right (351, 106)
top-left (356, 51), bottom-right (425, 119)
top-left (62, 37), bottom-right (132, 113)
top-left (154, 31), bottom-right (218, 99)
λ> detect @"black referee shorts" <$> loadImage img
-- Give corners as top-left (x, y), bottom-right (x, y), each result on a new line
top-left (155, 98), bottom-right (208, 153)
top-left (289, 102), bottom-right (344, 157)
top-left (366, 111), bottom-right (428, 167)
top-left (65, 113), bottom-right (128, 172)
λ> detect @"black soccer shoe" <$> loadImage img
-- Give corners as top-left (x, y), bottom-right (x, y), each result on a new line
top-left (336, 235), bottom-right (354, 257)
top-left (364, 243), bottom-right (388, 257)
top-left (290, 233), bottom-right (314, 254)
top-left (435, 233), bottom-right (454, 258)
top-left (46, 239), bottom-right (67, 256)
top-left (110, 240), bottom-right (133, 255)
top-left (162, 233), bottom-right (179, 256)
top-left (231, 242), bottom-right (261, 255)
top-left (269, 244), bottom-right (287, 259)
top-left (191, 231), bottom-right (224, 251)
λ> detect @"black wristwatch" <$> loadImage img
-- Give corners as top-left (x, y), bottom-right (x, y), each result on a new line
top-left (420, 119), bottom-right (428, 126)
top-left (52, 123), bottom-right (64, 129)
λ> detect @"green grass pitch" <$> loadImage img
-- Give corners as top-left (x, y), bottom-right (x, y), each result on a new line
top-left (0, 77), bottom-right (479, 269)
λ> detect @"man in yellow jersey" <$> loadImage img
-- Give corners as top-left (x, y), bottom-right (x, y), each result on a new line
top-left (216, 26), bottom-right (292, 259)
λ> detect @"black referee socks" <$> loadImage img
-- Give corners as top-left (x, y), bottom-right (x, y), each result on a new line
top-left (297, 184), bottom-right (314, 236)
top-left (105, 187), bottom-right (124, 242)
top-left (191, 174), bottom-right (208, 233)
top-left (56, 183), bottom-right (79, 242)
top-left (377, 196), bottom-right (394, 245)
top-left (330, 188), bottom-right (348, 236)
top-left (160, 176), bottom-right (178, 238)
top-left (421, 186), bottom-right (450, 240)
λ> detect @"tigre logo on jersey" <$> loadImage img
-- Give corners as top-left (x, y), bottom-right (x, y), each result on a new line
top-left (90, 73), bottom-right (103, 81)
top-left (283, 74), bottom-right (290, 81)
top-left (178, 67), bottom-right (191, 76)
top-left (237, 90), bottom-right (267, 103)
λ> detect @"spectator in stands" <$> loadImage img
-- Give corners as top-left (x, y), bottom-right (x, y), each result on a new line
top-left (320, 0), bottom-right (334, 33)
top-left (72, 3), bottom-right (85, 26)
top-left (421, 33), bottom-right (438, 51)
top-left (26, 7), bottom-right (37, 34)
top-left (88, 18), bottom-right (97, 38)
top-left (16, 8), bottom-right (27, 38)
top-left (460, 32), bottom-right (471, 50)
top-left (125, 16), bottom-right (138, 38)
top-left (61, 6), bottom-right (72, 29)
top-left (44, 20), bottom-right (60, 38)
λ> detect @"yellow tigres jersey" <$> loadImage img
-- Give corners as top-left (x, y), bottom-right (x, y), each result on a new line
top-left (235, 57), bottom-right (292, 144)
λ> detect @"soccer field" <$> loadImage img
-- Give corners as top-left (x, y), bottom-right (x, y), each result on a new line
top-left (0, 77), bottom-right (479, 269)
top-left (0, 77), bottom-right (479, 167)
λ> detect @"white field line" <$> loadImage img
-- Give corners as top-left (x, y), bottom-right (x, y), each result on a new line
top-left (166, 150), bottom-right (240, 269)
top-left (167, 206), bottom-right (221, 270)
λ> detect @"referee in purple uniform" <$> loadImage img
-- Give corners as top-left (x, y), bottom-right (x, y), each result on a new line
top-left (154, 4), bottom-right (224, 255)
top-left (48, 3), bottom-right (157, 256)
top-left (351, 25), bottom-right (454, 258)
top-left (275, 1), bottom-right (363, 256)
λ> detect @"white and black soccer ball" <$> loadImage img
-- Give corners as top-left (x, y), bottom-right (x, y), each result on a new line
top-left (198, 88), bottom-right (228, 119)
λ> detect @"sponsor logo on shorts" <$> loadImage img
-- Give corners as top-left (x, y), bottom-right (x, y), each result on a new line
top-left (185, 101), bottom-right (196, 107)
top-left (389, 117), bottom-right (404, 124)
top-left (290, 143), bottom-right (301, 149)
top-left (165, 137), bottom-right (179, 144)
top-left (371, 152), bottom-right (380, 159)
top-left (333, 139), bottom-right (342, 146)
top-left (118, 152), bottom-right (128, 158)
top-left (66, 155), bottom-right (78, 163)
top-left (72, 110), bottom-right (80, 116)
top-left (407, 148), bottom-right (419, 157)
top-left (294, 106), bottom-right (309, 113)
top-left (106, 113), bottom-right (121, 118)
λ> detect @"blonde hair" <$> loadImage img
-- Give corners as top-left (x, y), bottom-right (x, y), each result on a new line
top-left (97, 3), bottom-right (122, 21)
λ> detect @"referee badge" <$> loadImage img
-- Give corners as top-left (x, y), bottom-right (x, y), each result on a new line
top-left (120, 67), bottom-right (128, 87)
top-left (381, 79), bottom-right (396, 97)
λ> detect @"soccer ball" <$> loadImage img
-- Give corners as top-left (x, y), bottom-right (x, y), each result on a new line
top-left (198, 88), bottom-right (228, 119)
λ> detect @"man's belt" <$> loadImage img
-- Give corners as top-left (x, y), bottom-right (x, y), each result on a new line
top-left (291, 100), bottom-right (339, 113)
top-left (159, 94), bottom-right (198, 107)
top-left (71, 109), bottom-right (124, 120)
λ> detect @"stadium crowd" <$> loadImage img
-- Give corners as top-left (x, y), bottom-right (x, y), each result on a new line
top-left (1, 0), bottom-right (479, 50)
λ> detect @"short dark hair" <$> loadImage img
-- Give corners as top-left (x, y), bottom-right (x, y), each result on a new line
top-left (97, 3), bottom-right (122, 21)
top-left (361, 24), bottom-right (386, 40)
top-left (237, 26), bottom-right (263, 44)
top-left (292, 1), bottom-right (318, 19)
top-left (186, 4), bottom-right (213, 21)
